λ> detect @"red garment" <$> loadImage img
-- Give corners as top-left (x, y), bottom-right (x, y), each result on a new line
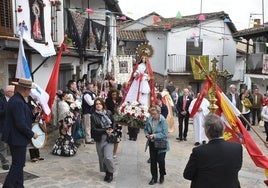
top-left (121, 56), bottom-right (156, 106)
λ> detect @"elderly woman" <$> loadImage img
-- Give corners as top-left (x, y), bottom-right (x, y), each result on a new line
top-left (91, 98), bottom-right (115, 183)
top-left (144, 105), bottom-right (170, 185)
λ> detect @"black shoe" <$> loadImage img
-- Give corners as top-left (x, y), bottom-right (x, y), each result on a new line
top-left (2, 164), bottom-right (9, 170)
top-left (31, 158), bottom-right (38, 162)
top-left (104, 172), bottom-right (109, 181)
top-left (107, 173), bottom-right (113, 183)
top-left (183, 138), bottom-right (187, 141)
top-left (159, 176), bottom-right (164, 184)
top-left (194, 142), bottom-right (200, 146)
top-left (147, 158), bottom-right (151, 163)
top-left (202, 141), bottom-right (206, 145)
top-left (149, 179), bottom-right (157, 185)
top-left (104, 172), bottom-right (113, 183)
top-left (85, 141), bottom-right (95, 144)
top-left (176, 137), bottom-right (183, 141)
top-left (74, 142), bottom-right (81, 147)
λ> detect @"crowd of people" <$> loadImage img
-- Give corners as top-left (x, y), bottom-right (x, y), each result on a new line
top-left (1, 57), bottom-right (268, 187)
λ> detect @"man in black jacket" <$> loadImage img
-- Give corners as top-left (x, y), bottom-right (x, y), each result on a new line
top-left (0, 85), bottom-right (15, 170)
top-left (183, 114), bottom-right (242, 188)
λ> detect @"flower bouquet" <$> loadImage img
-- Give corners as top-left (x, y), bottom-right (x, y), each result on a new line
top-left (117, 101), bottom-right (150, 128)
top-left (69, 99), bottom-right (82, 116)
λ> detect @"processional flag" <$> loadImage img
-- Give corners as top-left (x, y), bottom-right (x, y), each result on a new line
top-left (190, 58), bottom-right (268, 186)
top-left (15, 26), bottom-right (50, 115)
top-left (43, 43), bottom-right (66, 123)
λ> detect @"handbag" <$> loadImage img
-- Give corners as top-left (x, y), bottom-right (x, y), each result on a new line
top-left (106, 133), bottom-right (117, 143)
top-left (153, 139), bottom-right (167, 150)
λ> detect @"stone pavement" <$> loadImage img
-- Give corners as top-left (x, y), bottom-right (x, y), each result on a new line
top-left (0, 119), bottom-right (268, 188)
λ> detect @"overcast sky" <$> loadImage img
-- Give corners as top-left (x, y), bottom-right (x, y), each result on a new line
top-left (118, 0), bottom-right (267, 30)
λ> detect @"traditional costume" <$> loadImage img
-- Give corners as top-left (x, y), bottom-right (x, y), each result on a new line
top-left (161, 89), bottom-right (175, 133)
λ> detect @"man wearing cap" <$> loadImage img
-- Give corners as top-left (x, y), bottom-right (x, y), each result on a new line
top-left (2, 78), bottom-right (38, 187)
top-left (0, 85), bottom-right (15, 170)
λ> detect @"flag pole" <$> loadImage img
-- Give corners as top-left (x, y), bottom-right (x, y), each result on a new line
top-left (239, 114), bottom-right (267, 146)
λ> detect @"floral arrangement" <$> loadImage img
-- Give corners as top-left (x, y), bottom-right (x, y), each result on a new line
top-left (70, 100), bottom-right (82, 113)
top-left (117, 101), bottom-right (150, 128)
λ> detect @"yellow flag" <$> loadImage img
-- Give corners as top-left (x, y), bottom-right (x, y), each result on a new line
top-left (190, 55), bottom-right (209, 80)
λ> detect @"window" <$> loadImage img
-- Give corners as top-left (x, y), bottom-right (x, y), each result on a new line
top-left (0, 0), bottom-right (13, 36)
top-left (186, 39), bottom-right (203, 72)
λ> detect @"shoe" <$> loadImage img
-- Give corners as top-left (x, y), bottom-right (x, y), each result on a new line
top-left (38, 157), bottom-right (44, 161)
top-left (176, 138), bottom-right (183, 141)
top-left (147, 158), bottom-right (151, 163)
top-left (74, 142), bottom-right (81, 147)
top-left (159, 176), bottom-right (164, 184)
top-left (113, 155), bottom-right (117, 159)
top-left (105, 172), bottom-right (113, 183)
top-left (148, 179), bottom-right (157, 185)
top-left (183, 138), bottom-right (187, 141)
top-left (104, 172), bottom-right (109, 181)
top-left (85, 141), bottom-right (95, 144)
top-left (2, 164), bottom-right (9, 170)
top-left (31, 158), bottom-right (38, 162)
top-left (202, 141), bottom-right (206, 145)
top-left (194, 142), bottom-right (200, 146)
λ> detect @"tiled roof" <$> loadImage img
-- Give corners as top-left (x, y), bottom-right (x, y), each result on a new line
top-left (117, 30), bottom-right (147, 41)
top-left (142, 11), bottom-right (237, 33)
top-left (233, 25), bottom-right (268, 39)
top-left (117, 12), bottom-right (162, 30)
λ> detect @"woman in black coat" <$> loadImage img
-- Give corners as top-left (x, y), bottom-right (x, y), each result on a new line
top-left (91, 97), bottom-right (115, 183)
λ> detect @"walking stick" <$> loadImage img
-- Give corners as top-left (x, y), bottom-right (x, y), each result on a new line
top-left (239, 114), bottom-right (268, 148)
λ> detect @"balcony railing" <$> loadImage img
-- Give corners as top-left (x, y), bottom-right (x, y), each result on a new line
top-left (168, 54), bottom-right (192, 73)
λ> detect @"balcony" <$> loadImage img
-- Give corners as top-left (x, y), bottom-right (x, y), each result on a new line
top-left (167, 54), bottom-right (192, 74)
top-left (246, 53), bottom-right (267, 74)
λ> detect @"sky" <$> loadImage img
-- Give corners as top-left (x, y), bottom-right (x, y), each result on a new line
top-left (118, 0), bottom-right (268, 30)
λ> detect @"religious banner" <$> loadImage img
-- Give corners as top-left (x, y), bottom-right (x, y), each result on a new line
top-left (113, 56), bottom-right (133, 84)
top-left (16, 0), bottom-right (56, 57)
top-left (190, 55), bottom-right (209, 80)
top-left (91, 21), bottom-right (105, 52)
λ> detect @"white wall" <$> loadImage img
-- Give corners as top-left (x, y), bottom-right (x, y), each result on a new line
top-left (145, 31), bottom-right (167, 75)
top-left (31, 54), bottom-right (80, 89)
top-left (145, 19), bottom-right (237, 79)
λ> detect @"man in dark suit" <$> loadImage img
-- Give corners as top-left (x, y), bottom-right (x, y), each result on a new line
top-left (2, 78), bottom-right (38, 188)
top-left (176, 88), bottom-right (193, 141)
top-left (183, 114), bottom-right (243, 188)
top-left (0, 85), bottom-right (15, 170)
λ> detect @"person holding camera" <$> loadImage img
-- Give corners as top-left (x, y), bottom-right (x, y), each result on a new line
top-left (144, 105), bottom-right (169, 185)
top-left (91, 98), bottom-right (115, 183)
